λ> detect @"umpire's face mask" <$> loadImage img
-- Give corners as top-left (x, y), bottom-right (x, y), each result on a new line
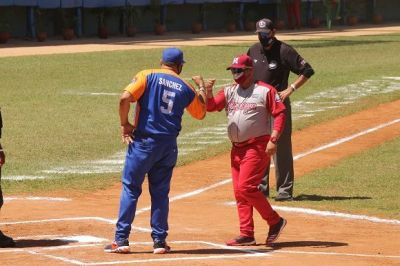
top-left (258, 32), bottom-right (274, 47)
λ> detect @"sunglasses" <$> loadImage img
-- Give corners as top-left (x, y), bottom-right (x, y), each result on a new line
top-left (230, 68), bottom-right (245, 74)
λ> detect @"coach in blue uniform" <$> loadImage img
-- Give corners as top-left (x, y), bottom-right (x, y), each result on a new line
top-left (105, 47), bottom-right (207, 254)
top-left (0, 109), bottom-right (15, 248)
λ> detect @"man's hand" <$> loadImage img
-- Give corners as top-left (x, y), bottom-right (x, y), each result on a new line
top-left (120, 123), bottom-right (135, 144)
top-left (278, 87), bottom-right (293, 102)
top-left (266, 141), bottom-right (277, 156)
top-left (191, 75), bottom-right (205, 88)
top-left (205, 79), bottom-right (216, 93)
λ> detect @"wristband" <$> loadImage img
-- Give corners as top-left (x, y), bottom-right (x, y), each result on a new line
top-left (290, 84), bottom-right (296, 92)
top-left (269, 136), bottom-right (278, 144)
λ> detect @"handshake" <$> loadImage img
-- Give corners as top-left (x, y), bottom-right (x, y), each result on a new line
top-left (192, 76), bottom-right (216, 97)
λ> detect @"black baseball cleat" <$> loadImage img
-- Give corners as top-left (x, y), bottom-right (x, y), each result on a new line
top-left (225, 235), bottom-right (256, 246)
top-left (153, 241), bottom-right (171, 254)
top-left (0, 231), bottom-right (15, 248)
top-left (275, 194), bottom-right (293, 202)
top-left (266, 218), bottom-right (287, 246)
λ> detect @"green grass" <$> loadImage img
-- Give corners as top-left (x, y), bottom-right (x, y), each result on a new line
top-left (1, 33), bottom-right (399, 199)
top-left (283, 137), bottom-right (400, 220)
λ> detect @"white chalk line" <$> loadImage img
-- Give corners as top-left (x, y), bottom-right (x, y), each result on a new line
top-left (28, 250), bottom-right (87, 265)
top-left (2, 175), bottom-right (47, 180)
top-left (292, 77), bottom-right (400, 120)
top-left (274, 250), bottom-right (400, 259)
top-left (4, 196), bottom-right (71, 202)
top-left (12, 235), bottom-right (108, 244)
top-left (135, 179), bottom-right (231, 215)
top-left (223, 202), bottom-right (400, 226)
top-left (27, 240), bottom-right (268, 266)
top-left (6, 239), bottom-right (399, 265)
top-left (293, 118), bottom-right (400, 161)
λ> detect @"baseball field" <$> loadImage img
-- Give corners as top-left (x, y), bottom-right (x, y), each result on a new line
top-left (0, 24), bottom-right (399, 265)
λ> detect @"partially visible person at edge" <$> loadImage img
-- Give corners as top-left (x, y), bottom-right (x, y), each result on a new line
top-left (206, 54), bottom-right (287, 247)
top-left (247, 18), bottom-right (315, 202)
top-left (323, 0), bottom-right (341, 30)
top-left (104, 47), bottom-right (208, 255)
top-left (284, 0), bottom-right (301, 29)
top-left (0, 108), bottom-right (16, 248)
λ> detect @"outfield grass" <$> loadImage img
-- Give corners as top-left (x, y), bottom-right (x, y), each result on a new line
top-left (285, 136), bottom-right (400, 220)
top-left (1, 34), bottom-right (399, 199)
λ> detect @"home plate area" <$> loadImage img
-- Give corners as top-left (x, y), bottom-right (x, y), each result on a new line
top-left (1, 233), bottom-right (270, 265)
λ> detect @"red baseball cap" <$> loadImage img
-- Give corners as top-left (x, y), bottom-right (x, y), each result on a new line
top-left (226, 54), bottom-right (253, 70)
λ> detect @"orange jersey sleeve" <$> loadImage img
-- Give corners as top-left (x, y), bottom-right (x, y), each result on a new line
top-left (186, 87), bottom-right (206, 120)
top-left (123, 70), bottom-right (151, 101)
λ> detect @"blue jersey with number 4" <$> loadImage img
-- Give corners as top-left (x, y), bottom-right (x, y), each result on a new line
top-left (124, 68), bottom-right (206, 137)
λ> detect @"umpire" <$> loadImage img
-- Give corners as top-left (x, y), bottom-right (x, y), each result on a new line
top-left (0, 108), bottom-right (15, 248)
top-left (247, 18), bottom-right (314, 201)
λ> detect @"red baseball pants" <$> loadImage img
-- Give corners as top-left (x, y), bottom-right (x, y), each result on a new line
top-left (231, 136), bottom-right (281, 237)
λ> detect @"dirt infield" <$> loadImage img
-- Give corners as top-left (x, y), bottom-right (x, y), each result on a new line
top-left (0, 100), bottom-right (399, 265)
top-left (1, 25), bottom-right (400, 265)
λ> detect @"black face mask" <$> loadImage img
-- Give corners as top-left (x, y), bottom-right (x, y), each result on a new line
top-left (258, 32), bottom-right (274, 47)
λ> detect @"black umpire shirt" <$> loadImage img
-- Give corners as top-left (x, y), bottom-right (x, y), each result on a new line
top-left (247, 38), bottom-right (314, 92)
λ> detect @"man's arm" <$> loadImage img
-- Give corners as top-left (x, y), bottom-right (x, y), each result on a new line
top-left (266, 87), bottom-right (286, 155)
top-left (279, 46), bottom-right (315, 101)
top-left (119, 91), bottom-right (136, 144)
top-left (185, 76), bottom-right (207, 120)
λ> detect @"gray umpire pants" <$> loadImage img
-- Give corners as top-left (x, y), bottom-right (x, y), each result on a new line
top-left (259, 99), bottom-right (294, 198)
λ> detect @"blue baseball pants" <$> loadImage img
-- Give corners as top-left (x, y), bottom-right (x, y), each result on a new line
top-left (115, 135), bottom-right (177, 243)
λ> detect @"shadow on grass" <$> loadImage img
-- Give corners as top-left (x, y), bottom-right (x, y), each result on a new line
top-left (270, 240), bottom-right (348, 249)
top-left (294, 194), bottom-right (371, 201)
top-left (15, 239), bottom-right (77, 248)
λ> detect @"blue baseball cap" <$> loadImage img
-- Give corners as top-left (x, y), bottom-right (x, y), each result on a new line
top-left (162, 47), bottom-right (185, 64)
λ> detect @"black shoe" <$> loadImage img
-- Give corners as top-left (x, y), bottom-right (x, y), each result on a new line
top-left (225, 235), bottom-right (256, 246)
top-left (153, 241), bottom-right (170, 254)
top-left (0, 231), bottom-right (15, 248)
top-left (275, 194), bottom-right (293, 202)
top-left (266, 218), bottom-right (287, 245)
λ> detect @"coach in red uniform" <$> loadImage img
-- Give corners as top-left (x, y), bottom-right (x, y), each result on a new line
top-left (206, 54), bottom-right (286, 246)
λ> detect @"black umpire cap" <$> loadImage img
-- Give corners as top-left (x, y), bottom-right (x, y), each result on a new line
top-left (255, 18), bottom-right (275, 33)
